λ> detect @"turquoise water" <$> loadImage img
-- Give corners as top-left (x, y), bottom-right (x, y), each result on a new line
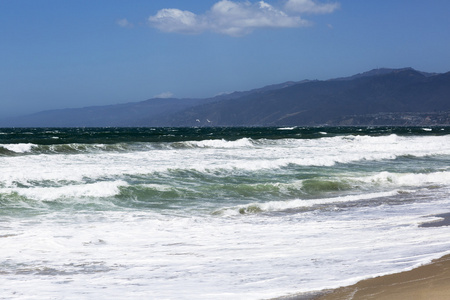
top-left (1, 126), bottom-right (450, 299)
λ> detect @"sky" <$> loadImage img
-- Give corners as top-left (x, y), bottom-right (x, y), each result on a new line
top-left (1, 0), bottom-right (450, 118)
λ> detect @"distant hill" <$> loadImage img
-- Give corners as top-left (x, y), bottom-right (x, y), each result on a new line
top-left (1, 68), bottom-right (449, 127)
top-left (0, 98), bottom-right (208, 127)
top-left (331, 67), bottom-right (438, 81)
top-left (160, 68), bottom-right (450, 126)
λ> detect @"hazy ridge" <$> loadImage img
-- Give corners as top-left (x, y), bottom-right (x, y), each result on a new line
top-left (1, 68), bottom-right (449, 127)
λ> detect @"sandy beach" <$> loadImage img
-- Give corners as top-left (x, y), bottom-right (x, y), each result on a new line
top-left (312, 254), bottom-right (450, 300)
top-left (273, 213), bottom-right (450, 300)
top-left (274, 254), bottom-right (450, 300)
top-left (310, 214), bottom-right (450, 300)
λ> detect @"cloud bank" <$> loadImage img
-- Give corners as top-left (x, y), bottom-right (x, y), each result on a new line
top-left (148, 0), bottom-right (339, 37)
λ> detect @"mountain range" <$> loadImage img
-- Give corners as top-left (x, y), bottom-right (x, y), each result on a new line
top-left (1, 67), bottom-right (449, 127)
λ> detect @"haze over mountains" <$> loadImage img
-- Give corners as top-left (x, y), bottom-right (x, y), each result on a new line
top-left (1, 68), bottom-right (449, 127)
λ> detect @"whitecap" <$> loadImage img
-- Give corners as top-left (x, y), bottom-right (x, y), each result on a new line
top-left (277, 127), bottom-right (296, 130)
top-left (185, 138), bottom-right (254, 149)
top-left (5, 180), bottom-right (129, 201)
top-left (2, 143), bottom-right (36, 153)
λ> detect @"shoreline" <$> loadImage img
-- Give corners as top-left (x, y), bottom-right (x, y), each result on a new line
top-left (272, 254), bottom-right (450, 300)
top-left (312, 213), bottom-right (450, 299)
top-left (312, 254), bottom-right (450, 300)
top-left (274, 213), bottom-right (450, 300)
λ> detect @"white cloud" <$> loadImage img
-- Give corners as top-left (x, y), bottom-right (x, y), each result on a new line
top-left (207, 0), bottom-right (306, 36)
top-left (154, 92), bottom-right (174, 98)
top-left (148, 0), bottom-right (320, 37)
top-left (148, 9), bottom-right (206, 34)
top-left (284, 0), bottom-right (340, 14)
top-left (117, 18), bottom-right (134, 28)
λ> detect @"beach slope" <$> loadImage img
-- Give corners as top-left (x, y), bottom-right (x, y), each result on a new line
top-left (314, 254), bottom-right (450, 300)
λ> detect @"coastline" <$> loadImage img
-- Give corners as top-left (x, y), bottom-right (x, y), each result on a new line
top-left (274, 213), bottom-right (450, 300)
top-left (272, 254), bottom-right (450, 300)
top-left (312, 213), bottom-right (450, 299)
top-left (312, 254), bottom-right (450, 300)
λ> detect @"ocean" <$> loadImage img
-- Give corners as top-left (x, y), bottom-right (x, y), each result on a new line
top-left (1, 126), bottom-right (450, 299)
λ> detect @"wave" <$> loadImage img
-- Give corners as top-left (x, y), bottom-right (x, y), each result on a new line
top-left (1, 133), bottom-right (450, 158)
top-left (174, 138), bottom-right (255, 149)
top-left (299, 171), bottom-right (450, 195)
top-left (0, 146), bottom-right (18, 156)
top-left (363, 171), bottom-right (450, 187)
top-left (172, 134), bottom-right (450, 159)
top-left (0, 172), bottom-right (448, 217)
top-left (0, 143), bottom-right (35, 155)
top-left (3, 169), bottom-right (447, 207)
top-left (0, 180), bottom-right (128, 202)
top-left (1, 141), bottom-right (449, 195)
top-left (0, 138), bottom-right (256, 155)
top-left (216, 190), bottom-right (402, 216)
top-left (277, 127), bottom-right (296, 130)
top-left (0, 143), bottom-right (151, 156)
top-left (213, 170), bottom-right (450, 216)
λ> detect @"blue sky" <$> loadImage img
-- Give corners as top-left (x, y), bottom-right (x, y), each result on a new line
top-left (1, 0), bottom-right (450, 118)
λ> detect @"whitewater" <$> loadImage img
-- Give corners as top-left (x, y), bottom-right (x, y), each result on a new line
top-left (1, 127), bottom-right (450, 299)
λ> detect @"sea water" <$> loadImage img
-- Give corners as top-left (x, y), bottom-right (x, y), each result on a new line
top-left (1, 127), bottom-right (450, 299)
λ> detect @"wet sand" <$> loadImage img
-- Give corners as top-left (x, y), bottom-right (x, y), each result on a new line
top-left (272, 254), bottom-right (450, 300)
top-left (311, 213), bottom-right (450, 300)
top-left (273, 213), bottom-right (450, 300)
top-left (312, 254), bottom-right (450, 299)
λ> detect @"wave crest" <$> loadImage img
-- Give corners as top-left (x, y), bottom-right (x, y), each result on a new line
top-left (218, 190), bottom-right (401, 216)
